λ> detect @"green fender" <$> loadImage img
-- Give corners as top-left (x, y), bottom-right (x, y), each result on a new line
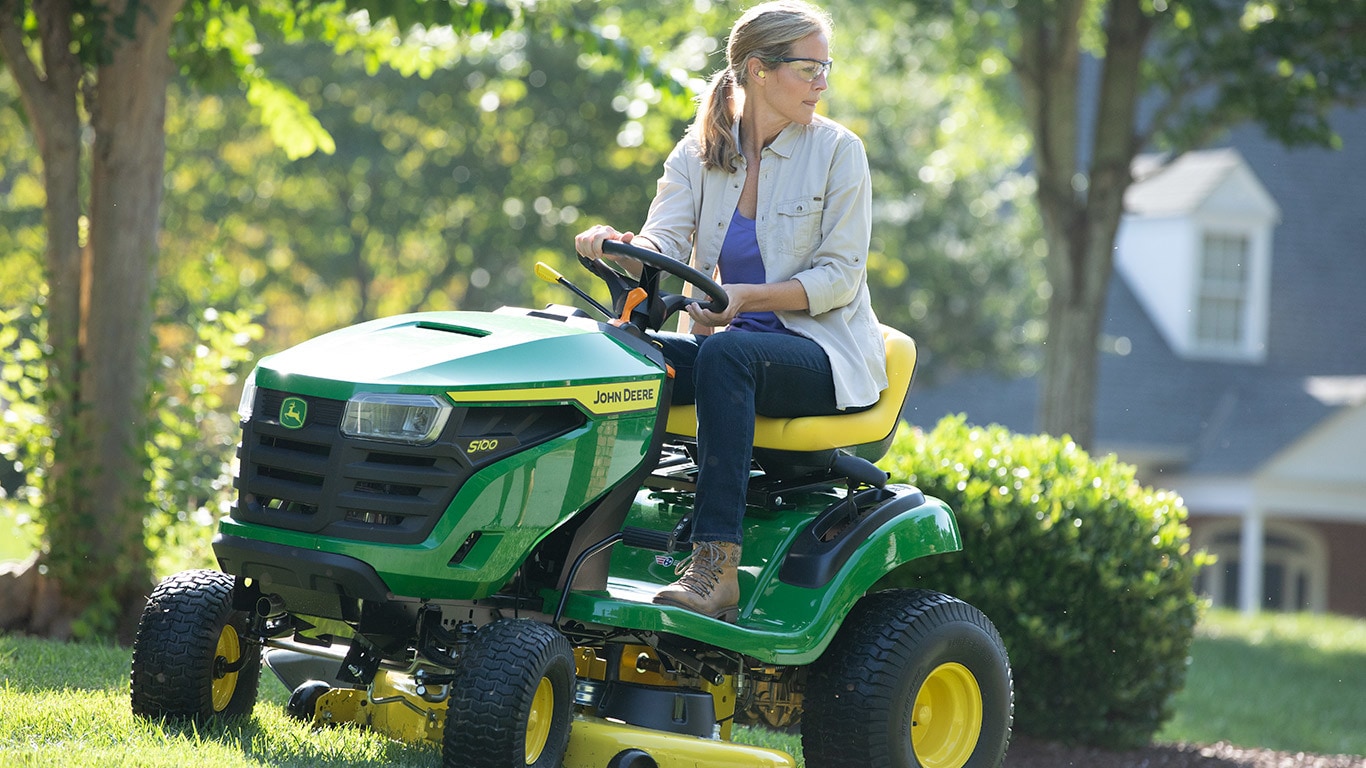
top-left (559, 485), bottom-right (962, 666)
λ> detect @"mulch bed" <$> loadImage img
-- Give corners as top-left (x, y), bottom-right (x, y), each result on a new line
top-left (1005, 736), bottom-right (1364, 768)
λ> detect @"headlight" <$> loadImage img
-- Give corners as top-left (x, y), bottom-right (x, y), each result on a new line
top-left (342, 393), bottom-right (452, 446)
top-left (238, 368), bottom-right (259, 422)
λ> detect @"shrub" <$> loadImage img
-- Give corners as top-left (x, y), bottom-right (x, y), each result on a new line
top-left (877, 415), bottom-right (1207, 749)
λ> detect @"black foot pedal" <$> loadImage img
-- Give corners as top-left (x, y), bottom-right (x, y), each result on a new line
top-left (621, 516), bottom-right (691, 552)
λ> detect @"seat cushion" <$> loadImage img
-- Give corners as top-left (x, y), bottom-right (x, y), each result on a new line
top-left (664, 325), bottom-right (916, 453)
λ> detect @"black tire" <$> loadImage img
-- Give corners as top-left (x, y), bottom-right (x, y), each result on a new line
top-left (442, 619), bottom-right (575, 768)
top-left (129, 569), bottom-right (262, 722)
top-left (803, 589), bottom-right (1013, 768)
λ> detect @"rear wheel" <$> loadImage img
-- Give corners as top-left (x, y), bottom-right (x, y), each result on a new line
top-left (442, 619), bottom-right (575, 768)
top-left (803, 589), bottom-right (1012, 768)
top-left (130, 569), bottom-right (261, 722)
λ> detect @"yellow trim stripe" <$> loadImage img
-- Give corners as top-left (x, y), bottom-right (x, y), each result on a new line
top-left (446, 380), bottom-right (661, 415)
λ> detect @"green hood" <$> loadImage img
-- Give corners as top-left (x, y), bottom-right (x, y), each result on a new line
top-left (252, 310), bottom-right (663, 399)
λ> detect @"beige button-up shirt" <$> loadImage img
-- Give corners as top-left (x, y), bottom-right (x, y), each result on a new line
top-left (639, 114), bottom-right (888, 410)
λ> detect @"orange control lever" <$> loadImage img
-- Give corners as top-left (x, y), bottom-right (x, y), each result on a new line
top-left (611, 287), bottom-right (649, 327)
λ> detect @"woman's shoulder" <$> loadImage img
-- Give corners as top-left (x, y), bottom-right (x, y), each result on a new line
top-left (801, 114), bottom-right (865, 148)
top-left (667, 124), bottom-right (710, 162)
top-left (659, 127), bottom-right (708, 176)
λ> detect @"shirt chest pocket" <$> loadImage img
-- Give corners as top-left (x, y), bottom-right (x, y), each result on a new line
top-left (775, 196), bottom-right (824, 258)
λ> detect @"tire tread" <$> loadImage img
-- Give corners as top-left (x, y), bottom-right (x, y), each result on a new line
top-left (442, 619), bottom-right (574, 768)
top-left (129, 569), bottom-right (261, 722)
top-left (803, 589), bottom-right (1013, 768)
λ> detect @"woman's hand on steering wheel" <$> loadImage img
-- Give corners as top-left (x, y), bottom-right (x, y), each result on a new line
top-left (575, 225), bottom-right (645, 275)
top-left (686, 282), bottom-right (751, 329)
top-left (570, 230), bottom-right (730, 331)
top-left (599, 239), bottom-right (729, 314)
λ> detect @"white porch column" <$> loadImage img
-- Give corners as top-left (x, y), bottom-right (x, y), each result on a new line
top-left (1238, 506), bottom-right (1265, 615)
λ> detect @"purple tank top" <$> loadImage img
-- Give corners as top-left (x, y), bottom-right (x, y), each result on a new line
top-left (718, 208), bottom-right (796, 335)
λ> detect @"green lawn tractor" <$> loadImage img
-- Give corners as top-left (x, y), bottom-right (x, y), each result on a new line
top-left (129, 242), bottom-right (1013, 768)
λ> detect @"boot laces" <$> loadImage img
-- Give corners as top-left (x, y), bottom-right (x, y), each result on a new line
top-left (672, 541), bottom-right (731, 596)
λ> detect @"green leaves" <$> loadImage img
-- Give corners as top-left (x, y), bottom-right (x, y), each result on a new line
top-left (822, 1), bottom-right (1045, 382)
top-left (0, 304), bottom-right (49, 512)
top-left (880, 415), bottom-right (1207, 747)
top-left (244, 75), bottom-right (336, 158)
top-left (172, 2), bottom-right (335, 158)
top-left (338, 0), bottom-right (517, 36)
top-left (1147, 0), bottom-right (1366, 151)
top-left (145, 253), bottom-right (264, 579)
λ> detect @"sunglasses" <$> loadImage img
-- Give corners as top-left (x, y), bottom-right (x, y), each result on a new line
top-left (768, 57), bottom-right (833, 82)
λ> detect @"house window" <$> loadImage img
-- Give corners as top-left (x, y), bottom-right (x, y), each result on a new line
top-left (1194, 520), bottom-right (1326, 612)
top-left (1193, 232), bottom-right (1250, 349)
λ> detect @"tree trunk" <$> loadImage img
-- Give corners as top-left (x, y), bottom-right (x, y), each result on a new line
top-left (77, 0), bottom-right (186, 637)
top-left (1018, 0), bottom-right (1152, 449)
top-left (1, 0), bottom-right (89, 638)
top-left (1037, 235), bottom-right (1107, 448)
top-left (1, 0), bottom-right (184, 638)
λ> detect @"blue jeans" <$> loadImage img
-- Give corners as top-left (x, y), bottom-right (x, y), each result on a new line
top-left (653, 330), bottom-right (844, 544)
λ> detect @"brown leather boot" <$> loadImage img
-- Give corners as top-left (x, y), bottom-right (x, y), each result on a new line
top-left (653, 541), bottom-right (741, 621)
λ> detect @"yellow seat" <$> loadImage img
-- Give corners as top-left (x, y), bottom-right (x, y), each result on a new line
top-left (664, 325), bottom-right (916, 461)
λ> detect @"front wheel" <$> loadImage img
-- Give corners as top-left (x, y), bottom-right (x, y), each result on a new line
top-left (803, 589), bottom-right (1013, 768)
top-left (129, 569), bottom-right (262, 722)
top-left (442, 619), bottom-right (575, 768)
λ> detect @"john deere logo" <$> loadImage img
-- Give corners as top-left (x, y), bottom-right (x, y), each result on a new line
top-left (279, 397), bottom-right (307, 429)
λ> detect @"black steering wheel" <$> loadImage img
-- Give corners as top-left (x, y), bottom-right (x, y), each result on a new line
top-left (577, 240), bottom-right (729, 331)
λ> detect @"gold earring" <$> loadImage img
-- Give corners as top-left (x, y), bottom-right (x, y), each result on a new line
top-left (758, 72), bottom-right (765, 78)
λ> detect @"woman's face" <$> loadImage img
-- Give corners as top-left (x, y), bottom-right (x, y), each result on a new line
top-left (752, 31), bottom-right (830, 127)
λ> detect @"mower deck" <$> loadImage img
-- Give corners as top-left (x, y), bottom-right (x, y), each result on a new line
top-left (307, 664), bottom-right (798, 768)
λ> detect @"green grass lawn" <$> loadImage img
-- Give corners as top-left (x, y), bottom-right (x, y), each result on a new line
top-left (2, 608), bottom-right (1364, 766)
top-left (3, 497), bottom-right (1365, 765)
top-left (1157, 608), bottom-right (1366, 757)
top-left (0, 628), bottom-right (777, 767)
top-left (0, 634), bottom-right (441, 768)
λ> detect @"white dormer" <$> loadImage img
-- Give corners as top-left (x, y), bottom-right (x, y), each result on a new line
top-left (1115, 149), bottom-right (1281, 363)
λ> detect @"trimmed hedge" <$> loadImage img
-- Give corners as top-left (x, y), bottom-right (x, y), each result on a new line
top-left (877, 415), bottom-right (1206, 749)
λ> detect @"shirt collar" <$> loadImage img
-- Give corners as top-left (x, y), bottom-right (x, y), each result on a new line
top-left (730, 118), bottom-right (803, 162)
top-left (767, 122), bottom-right (802, 158)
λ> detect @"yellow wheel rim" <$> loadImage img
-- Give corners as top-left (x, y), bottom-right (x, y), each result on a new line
top-left (211, 624), bottom-right (241, 712)
top-left (524, 676), bottom-right (554, 764)
top-left (911, 662), bottom-right (984, 768)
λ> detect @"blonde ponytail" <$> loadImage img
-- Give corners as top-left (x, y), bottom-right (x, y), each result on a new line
top-left (697, 69), bottom-right (740, 172)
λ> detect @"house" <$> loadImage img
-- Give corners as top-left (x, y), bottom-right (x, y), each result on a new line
top-left (905, 107), bottom-right (1366, 617)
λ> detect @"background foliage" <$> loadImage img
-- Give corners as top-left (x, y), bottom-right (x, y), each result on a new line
top-left (879, 415), bottom-right (1208, 748)
top-left (150, 0), bottom-right (1044, 360)
top-left (828, 0), bottom-right (1045, 379)
top-left (2, 0), bottom-right (1045, 573)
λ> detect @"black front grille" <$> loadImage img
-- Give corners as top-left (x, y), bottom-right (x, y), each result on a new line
top-left (232, 388), bottom-right (584, 544)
